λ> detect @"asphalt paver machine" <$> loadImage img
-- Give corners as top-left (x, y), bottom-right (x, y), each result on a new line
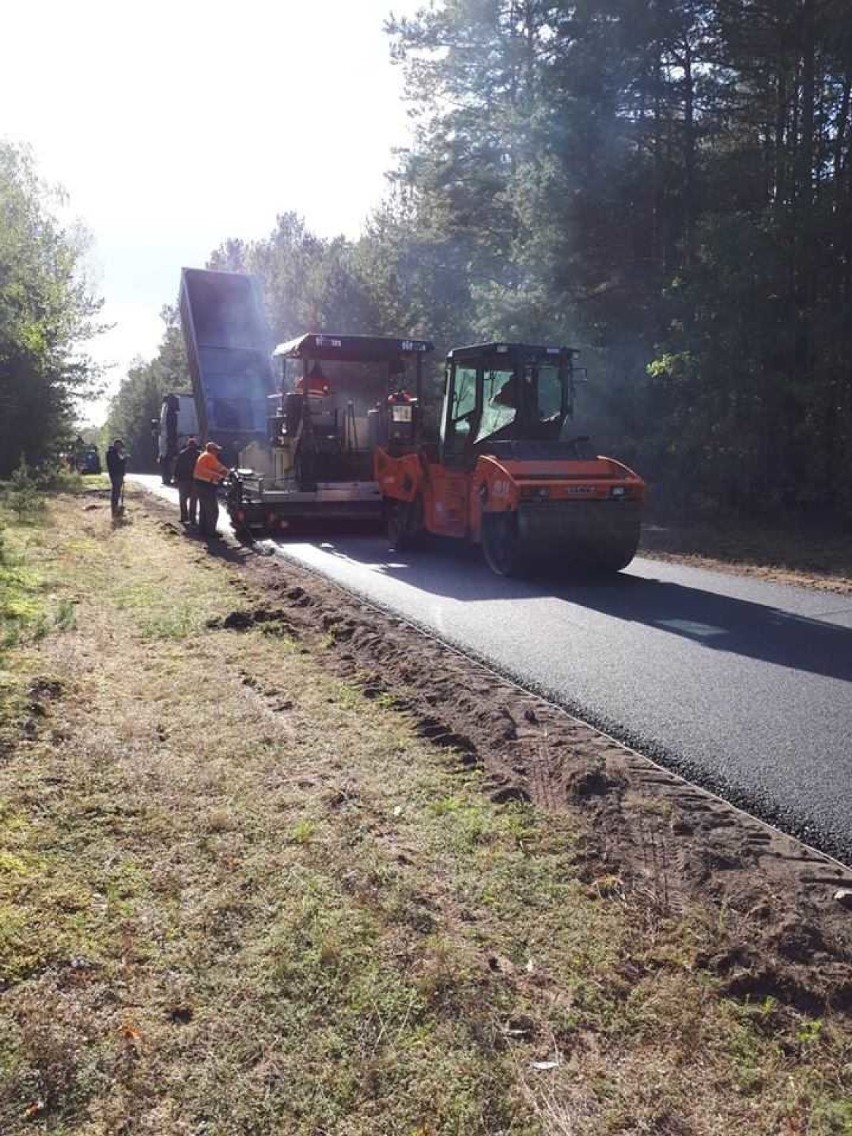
top-left (227, 333), bottom-right (433, 536)
top-left (375, 341), bottom-right (646, 575)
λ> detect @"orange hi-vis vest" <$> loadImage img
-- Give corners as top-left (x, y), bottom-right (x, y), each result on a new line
top-left (193, 451), bottom-right (229, 484)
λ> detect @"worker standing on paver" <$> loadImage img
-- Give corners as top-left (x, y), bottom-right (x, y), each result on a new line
top-left (173, 437), bottom-right (200, 526)
top-left (193, 442), bottom-right (230, 538)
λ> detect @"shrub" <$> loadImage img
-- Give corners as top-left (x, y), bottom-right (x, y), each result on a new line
top-left (5, 460), bottom-right (46, 522)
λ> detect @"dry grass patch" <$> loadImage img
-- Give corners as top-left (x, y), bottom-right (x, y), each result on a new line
top-left (0, 493), bottom-right (849, 1134)
top-left (641, 516), bottom-right (852, 593)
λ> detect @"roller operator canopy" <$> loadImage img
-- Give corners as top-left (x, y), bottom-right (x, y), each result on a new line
top-left (273, 333), bottom-right (433, 362)
top-left (447, 342), bottom-right (578, 368)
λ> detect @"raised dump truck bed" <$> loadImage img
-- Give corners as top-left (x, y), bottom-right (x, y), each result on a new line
top-left (178, 268), bottom-right (275, 466)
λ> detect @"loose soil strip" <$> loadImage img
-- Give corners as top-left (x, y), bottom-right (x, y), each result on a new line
top-left (205, 524), bottom-right (852, 1020)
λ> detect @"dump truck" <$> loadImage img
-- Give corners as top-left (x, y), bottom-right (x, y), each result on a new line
top-left (178, 267), bottom-right (275, 468)
top-left (226, 333), bottom-right (433, 536)
top-left (74, 443), bottom-right (101, 475)
top-left (375, 341), bottom-right (646, 575)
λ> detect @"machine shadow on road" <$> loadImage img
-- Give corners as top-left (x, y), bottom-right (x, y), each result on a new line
top-left (278, 534), bottom-right (852, 685)
top-left (561, 574), bottom-right (852, 683)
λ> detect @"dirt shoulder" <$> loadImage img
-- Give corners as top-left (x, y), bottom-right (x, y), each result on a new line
top-left (640, 517), bottom-right (852, 595)
top-left (0, 488), bottom-right (851, 1135)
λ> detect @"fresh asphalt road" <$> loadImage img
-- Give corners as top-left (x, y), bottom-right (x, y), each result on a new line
top-left (132, 476), bottom-right (852, 862)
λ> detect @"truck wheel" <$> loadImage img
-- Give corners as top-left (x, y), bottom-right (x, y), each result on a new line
top-left (481, 512), bottom-right (525, 577)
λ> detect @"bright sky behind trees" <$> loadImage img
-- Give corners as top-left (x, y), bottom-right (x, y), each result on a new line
top-left (2, 0), bottom-right (415, 398)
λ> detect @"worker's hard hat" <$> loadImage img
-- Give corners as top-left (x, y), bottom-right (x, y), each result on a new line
top-left (205, 442), bottom-right (222, 452)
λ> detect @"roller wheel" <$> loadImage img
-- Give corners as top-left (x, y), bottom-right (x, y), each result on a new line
top-left (592, 546), bottom-right (637, 574)
top-left (589, 517), bottom-right (642, 574)
top-left (481, 512), bottom-right (525, 577)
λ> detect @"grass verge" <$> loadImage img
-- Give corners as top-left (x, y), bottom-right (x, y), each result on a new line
top-left (641, 514), bottom-right (852, 593)
top-left (0, 492), bottom-right (849, 1134)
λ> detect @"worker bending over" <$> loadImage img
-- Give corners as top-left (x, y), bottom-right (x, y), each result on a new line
top-left (193, 442), bottom-right (229, 538)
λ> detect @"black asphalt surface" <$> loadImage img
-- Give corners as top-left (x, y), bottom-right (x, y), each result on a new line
top-left (132, 476), bottom-right (852, 863)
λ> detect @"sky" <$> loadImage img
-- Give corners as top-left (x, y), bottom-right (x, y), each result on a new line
top-left (2, 0), bottom-right (419, 421)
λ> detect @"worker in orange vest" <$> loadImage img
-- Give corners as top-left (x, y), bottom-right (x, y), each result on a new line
top-left (193, 442), bottom-right (230, 538)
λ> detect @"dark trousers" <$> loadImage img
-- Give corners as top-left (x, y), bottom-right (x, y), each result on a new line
top-left (177, 479), bottom-right (197, 523)
top-left (110, 477), bottom-right (123, 514)
top-left (195, 480), bottom-right (219, 535)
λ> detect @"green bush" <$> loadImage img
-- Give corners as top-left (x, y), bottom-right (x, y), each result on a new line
top-left (38, 463), bottom-right (87, 493)
top-left (6, 460), bottom-right (46, 522)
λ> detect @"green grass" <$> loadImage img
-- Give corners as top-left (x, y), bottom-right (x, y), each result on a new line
top-left (0, 500), bottom-right (82, 655)
top-left (0, 527), bottom-right (47, 650)
top-left (641, 514), bottom-right (852, 587)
